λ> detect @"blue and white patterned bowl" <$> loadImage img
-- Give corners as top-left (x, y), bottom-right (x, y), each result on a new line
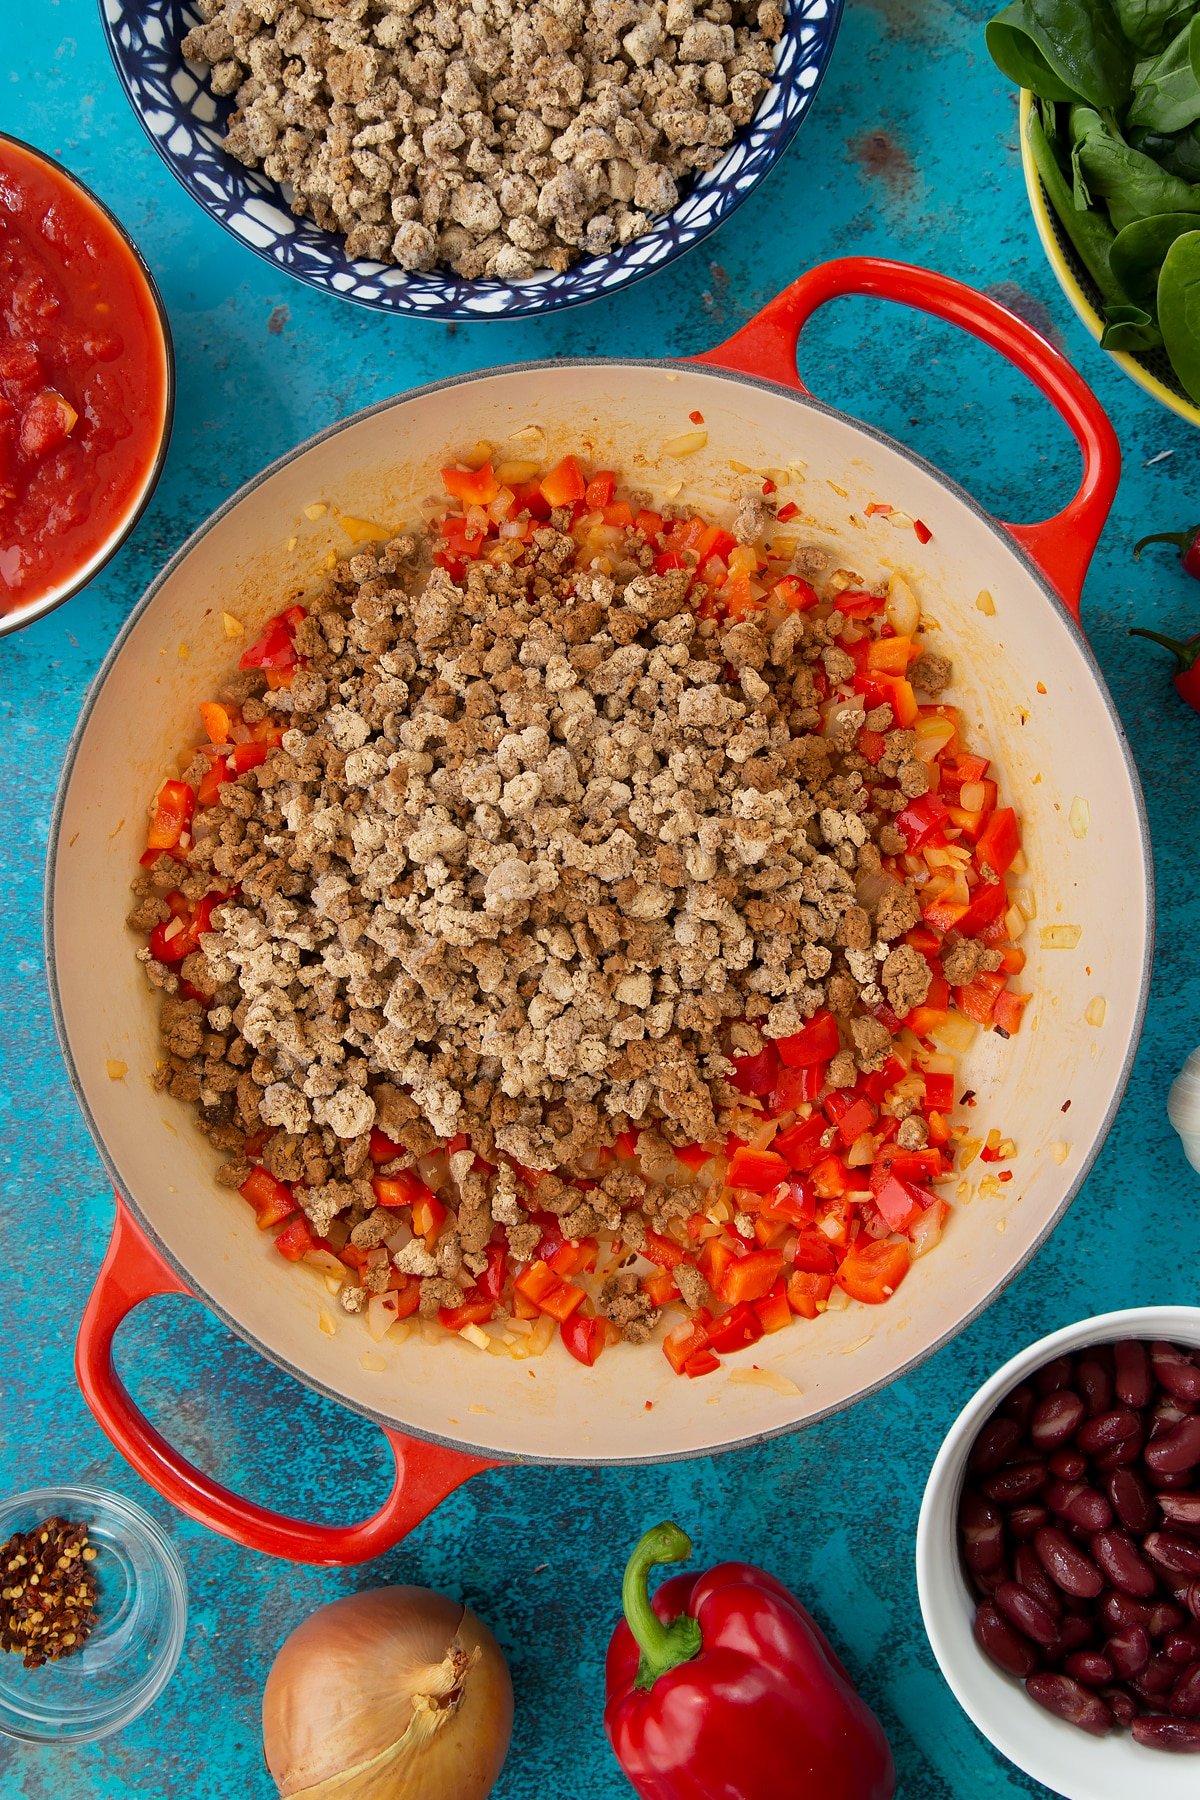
top-left (99, 0), bottom-right (844, 320)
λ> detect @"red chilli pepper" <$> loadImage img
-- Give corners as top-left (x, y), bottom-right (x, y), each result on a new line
top-left (1134, 524), bottom-right (1200, 581)
top-left (605, 1521), bottom-right (896, 1800)
top-left (1129, 626), bottom-right (1200, 713)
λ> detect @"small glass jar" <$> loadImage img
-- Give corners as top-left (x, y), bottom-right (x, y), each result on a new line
top-left (0, 1485), bottom-right (187, 1742)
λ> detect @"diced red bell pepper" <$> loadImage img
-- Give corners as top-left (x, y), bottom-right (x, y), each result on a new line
top-left (834, 588), bottom-right (886, 617)
top-left (412, 1193), bottom-right (448, 1242)
top-left (540, 455), bottom-right (587, 508)
top-left (239, 1166), bottom-right (295, 1229)
top-left (922, 1070), bottom-right (956, 1112)
top-left (730, 1043), bottom-right (780, 1098)
top-left (550, 1236), bottom-right (599, 1279)
top-left (725, 1146), bottom-right (790, 1194)
top-left (387, 1278), bottom-right (422, 1319)
top-left (338, 1243), bottom-right (370, 1274)
top-left (148, 890), bottom-right (193, 964)
top-left (718, 1249), bottom-right (785, 1305)
top-left (761, 1178), bottom-right (815, 1229)
top-left (614, 1128), bottom-right (640, 1161)
top-left (196, 755), bottom-right (229, 808)
top-left (706, 1302), bottom-right (765, 1353)
top-left (663, 1316), bottom-right (712, 1375)
top-left (478, 1239), bottom-right (509, 1303)
top-left (199, 700), bottom-right (232, 745)
top-left (643, 1229), bottom-right (689, 1272)
top-left (633, 508), bottom-right (664, 540)
top-left (239, 604), bottom-right (305, 672)
top-left (836, 1237), bottom-right (912, 1305)
top-left (602, 500), bottom-right (634, 528)
top-left (273, 1215), bottom-right (317, 1260)
top-left (674, 1142), bottom-right (713, 1172)
top-left (906, 971), bottom-right (951, 1039)
top-left (697, 1237), bottom-right (735, 1291)
top-left (810, 1155), bottom-right (848, 1199)
top-left (584, 470), bottom-right (616, 509)
top-left (439, 1292), bottom-right (498, 1331)
top-left (771, 1064), bottom-right (825, 1113)
top-left (369, 1127), bottom-right (405, 1163)
top-left (775, 1011), bottom-right (840, 1068)
top-left (561, 1313), bottom-right (610, 1367)
top-left (697, 524), bottom-right (737, 562)
top-left (441, 461), bottom-right (500, 505)
top-left (975, 807), bottom-right (1020, 876)
top-left (867, 635), bottom-right (913, 674)
top-left (957, 876), bottom-right (1008, 937)
top-left (540, 1278), bottom-right (587, 1322)
top-left (823, 1090), bottom-right (878, 1146)
top-left (855, 671), bottom-right (919, 727)
top-left (682, 1347), bottom-right (721, 1378)
top-left (940, 753), bottom-right (990, 789)
top-left (895, 792), bottom-right (951, 851)
top-left (515, 1259), bottom-right (560, 1306)
top-left (371, 1170), bottom-right (429, 1208)
top-left (871, 1147), bottom-right (944, 1191)
top-left (993, 989), bottom-right (1032, 1036)
top-left (861, 1054), bottom-right (907, 1104)
top-left (874, 1175), bottom-right (919, 1233)
top-left (643, 1270), bottom-right (681, 1307)
top-left (857, 726), bottom-right (888, 765)
top-left (754, 1280), bottom-right (793, 1334)
top-left (771, 575), bottom-right (820, 612)
top-left (228, 741), bottom-right (268, 775)
top-left (146, 779), bottom-right (195, 852)
top-left (773, 1114), bottom-right (830, 1172)
top-left (792, 1232), bottom-right (838, 1274)
top-left (954, 971), bottom-right (1006, 1026)
top-left (753, 1215), bottom-right (790, 1250)
top-left (787, 1268), bottom-right (834, 1318)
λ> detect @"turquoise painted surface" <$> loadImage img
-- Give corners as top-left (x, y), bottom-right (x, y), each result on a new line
top-left (2, 2), bottom-right (1199, 1795)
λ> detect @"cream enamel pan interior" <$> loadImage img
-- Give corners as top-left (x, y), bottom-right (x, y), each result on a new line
top-left (48, 349), bottom-right (1151, 1469)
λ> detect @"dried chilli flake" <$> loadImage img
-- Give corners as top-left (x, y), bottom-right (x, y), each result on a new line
top-left (0, 1517), bottom-right (99, 1669)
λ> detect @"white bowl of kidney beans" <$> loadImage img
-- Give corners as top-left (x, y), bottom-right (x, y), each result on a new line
top-left (917, 1307), bottom-right (1200, 1797)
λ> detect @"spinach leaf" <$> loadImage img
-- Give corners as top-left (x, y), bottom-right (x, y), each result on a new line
top-left (987, 1), bottom-right (1135, 109)
top-left (1099, 299), bottom-right (1165, 346)
top-left (1072, 105), bottom-right (1200, 227)
top-left (1111, 210), bottom-right (1200, 291)
top-left (1126, 16), bottom-right (1200, 132)
top-left (1156, 122), bottom-right (1200, 177)
top-left (1115, 0), bottom-right (1192, 52)
top-left (1157, 227), bottom-right (1200, 395)
top-left (1030, 106), bottom-right (1131, 304)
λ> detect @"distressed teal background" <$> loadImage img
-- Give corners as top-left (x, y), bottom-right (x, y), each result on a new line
top-left (3, 1), bottom-right (1199, 1795)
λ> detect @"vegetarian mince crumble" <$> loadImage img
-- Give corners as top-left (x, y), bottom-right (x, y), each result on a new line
top-left (181, 0), bottom-right (782, 278)
top-left (129, 454), bottom-right (1030, 1375)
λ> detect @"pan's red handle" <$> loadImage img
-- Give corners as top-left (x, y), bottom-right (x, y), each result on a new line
top-left (76, 1196), bottom-right (496, 1564)
top-left (692, 255), bottom-right (1120, 621)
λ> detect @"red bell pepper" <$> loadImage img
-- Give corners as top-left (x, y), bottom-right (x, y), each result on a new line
top-left (1128, 626), bottom-right (1200, 714)
top-left (775, 1010), bottom-right (840, 1067)
top-left (145, 778), bottom-right (195, 852)
top-left (605, 1522), bottom-right (896, 1800)
top-left (895, 792), bottom-right (950, 851)
top-left (238, 604), bottom-right (305, 671)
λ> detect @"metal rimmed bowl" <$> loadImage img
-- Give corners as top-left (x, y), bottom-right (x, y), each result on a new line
top-left (0, 132), bottom-right (175, 636)
top-left (98, 0), bottom-right (844, 320)
top-left (1019, 91), bottom-right (1200, 430)
top-left (0, 1486), bottom-right (187, 1744)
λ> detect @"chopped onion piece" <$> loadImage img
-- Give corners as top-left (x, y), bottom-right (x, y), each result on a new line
top-left (1051, 1142), bottom-right (1070, 1164)
top-left (913, 714), bottom-right (956, 762)
top-left (1005, 904), bottom-right (1026, 941)
top-left (460, 1323), bottom-right (490, 1350)
top-left (304, 1249), bottom-right (348, 1285)
top-left (1013, 887), bottom-right (1036, 920)
top-left (359, 1351), bottom-right (387, 1372)
top-left (975, 589), bottom-right (996, 615)
top-left (663, 429), bottom-right (708, 457)
top-left (493, 458), bottom-right (540, 484)
top-left (958, 1136), bottom-right (983, 1168)
top-left (885, 572), bottom-right (920, 636)
top-left (1069, 796), bottom-right (1090, 839)
top-left (729, 1367), bottom-right (802, 1395)
top-left (931, 1012), bottom-right (979, 1054)
top-left (1084, 996), bottom-right (1106, 1027)
top-left (911, 1207), bottom-right (944, 1258)
top-left (367, 1293), bottom-right (401, 1343)
top-left (1040, 924), bottom-right (1081, 949)
top-left (960, 781), bottom-right (986, 813)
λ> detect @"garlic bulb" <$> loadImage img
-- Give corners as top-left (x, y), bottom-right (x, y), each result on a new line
top-left (1167, 1047), bottom-right (1200, 1175)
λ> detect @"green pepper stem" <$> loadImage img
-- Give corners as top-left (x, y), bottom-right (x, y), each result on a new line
top-left (621, 1521), bottom-right (703, 1691)
top-left (1129, 627), bottom-right (1200, 673)
top-left (1133, 529), bottom-right (1193, 559)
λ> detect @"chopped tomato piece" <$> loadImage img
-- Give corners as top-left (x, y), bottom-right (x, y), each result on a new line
top-left (718, 1249), bottom-right (785, 1305)
top-left (775, 1010), bottom-right (840, 1067)
top-left (239, 1167), bottom-right (295, 1229)
top-left (976, 806), bottom-right (1020, 876)
top-left (441, 462), bottom-right (500, 505)
top-left (706, 1302), bottom-right (764, 1353)
top-left (540, 455), bottom-right (587, 508)
top-left (837, 1237), bottom-right (912, 1305)
top-left (145, 779), bottom-right (195, 852)
top-left (725, 1146), bottom-right (789, 1193)
top-left (561, 1314), bottom-right (610, 1366)
top-left (993, 989), bottom-right (1032, 1036)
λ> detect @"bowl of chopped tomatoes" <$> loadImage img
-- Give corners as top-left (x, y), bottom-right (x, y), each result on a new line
top-left (47, 258), bottom-right (1150, 1565)
top-left (0, 132), bottom-right (173, 633)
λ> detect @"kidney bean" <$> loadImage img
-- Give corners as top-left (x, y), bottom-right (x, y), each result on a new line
top-left (1034, 1526), bottom-right (1105, 1600)
top-left (1000, 1383), bottom-right (1037, 1431)
top-left (1159, 1494), bottom-right (1200, 1529)
top-left (1006, 1503), bottom-right (1050, 1542)
top-left (1054, 1614), bottom-right (1095, 1656)
top-left (1151, 1343), bottom-right (1200, 1406)
top-left (1030, 1390), bottom-right (1085, 1452)
top-left (1140, 1654), bottom-right (1182, 1698)
top-left (1061, 1650), bottom-right (1113, 1687)
top-left (1146, 1532), bottom-right (1200, 1577)
top-left (1105, 1623), bottom-right (1151, 1679)
top-left (1146, 1415), bottom-right (1200, 1478)
top-left (1102, 1686), bottom-right (1137, 1727)
top-left (1177, 1581), bottom-right (1200, 1624)
top-left (959, 1489), bottom-right (1006, 1576)
top-left (1102, 1590), bottom-right (1152, 1631)
top-left (1047, 1449), bottom-right (1086, 1481)
top-left (1149, 1602), bottom-right (1187, 1639)
top-left (973, 1601), bottom-right (1037, 1679)
top-left (969, 1413), bottom-right (1022, 1473)
top-left (1106, 1468), bottom-right (1158, 1534)
top-left (1151, 1398), bottom-right (1194, 1437)
top-left (1077, 1407), bottom-right (1141, 1455)
top-left (1150, 1467), bottom-right (1196, 1492)
top-left (982, 1462), bottom-right (1047, 1505)
top-left (995, 1581), bottom-right (1061, 1647)
top-left (1092, 1529), bottom-right (1159, 1597)
top-left (1131, 1714), bottom-right (1200, 1750)
top-left (1113, 1339), bottom-right (1152, 1410)
top-left (1014, 1545), bottom-right (1063, 1616)
top-left (1170, 1662), bottom-right (1200, 1719)
top-left (1163, 1631), bottom-right (1200, 1664)
top-left (1046, 1481), bottom-right (1112, 1533)
top-left (1077, 1357), bottom-right (1114, 1417)
top-left (1093, 1436), bottom-right (1145, 1470)
top-left (1025, 1671), bottom-right (1113, 1735)
top-left (1035, 1355), bottom-right (1076, 1397)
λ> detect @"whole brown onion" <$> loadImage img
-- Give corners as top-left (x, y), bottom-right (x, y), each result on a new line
top-left (262, 1586), bottom-right (513, 1799)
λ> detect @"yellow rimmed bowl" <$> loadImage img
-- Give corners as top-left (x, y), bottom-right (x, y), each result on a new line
top-left (1019, 90), bottom-right (1200, 429)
